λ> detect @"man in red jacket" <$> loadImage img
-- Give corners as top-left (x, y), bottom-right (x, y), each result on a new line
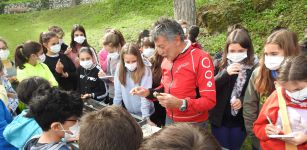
top-left (131, 18), bottom-right (216, 126)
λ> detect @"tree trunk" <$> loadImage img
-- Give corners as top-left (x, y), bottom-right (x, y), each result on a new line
top-left (173, 0), bottom-right (196, 26)
top-left (71, 0), bottom-right (78, 6)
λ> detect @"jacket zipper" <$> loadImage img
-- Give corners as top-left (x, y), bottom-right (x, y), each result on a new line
top-left (169, 55), bottom-right (180, 120)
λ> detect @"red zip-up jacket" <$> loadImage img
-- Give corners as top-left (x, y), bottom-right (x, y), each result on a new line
top-left (150, 43), bottom-right (216, 122)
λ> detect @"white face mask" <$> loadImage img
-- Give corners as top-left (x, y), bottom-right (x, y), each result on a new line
top-left (264, 55), bottom-right (284, 70)
top-left (60, 122), bottom-right (80, 141)
top-left (143, 48), bottom-right (155, 58)
top-left (125, 62), bottom-right (137, 72)
top-left (0, 50), bottom-right (10, 60)
top-left (108, 52), bottom-right (119, 60)
top-left (38, 54), bottom-right (46, 63)
top-left (286, 87), bottom-right (307, 101)
top-left (227, 52), bottom-right (248, 63)
top-left (50, 44), bottom-right (61, 54)
top-left (74, 36), bottom-right (86, 44)
top-left (80, 60), bottom-right (93, 69)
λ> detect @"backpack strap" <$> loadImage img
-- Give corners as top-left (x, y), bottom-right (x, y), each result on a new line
top-left (277, 87), bottom-right (297, 150)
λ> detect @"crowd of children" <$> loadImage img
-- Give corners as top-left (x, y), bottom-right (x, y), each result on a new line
top-left (0, 17), bottom-right (306, 150)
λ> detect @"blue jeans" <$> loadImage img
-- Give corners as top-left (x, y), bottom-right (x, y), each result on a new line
top-left (165, 115), bottom-right (207, 128)
top-left (211, 125), bottom-right (246, 150)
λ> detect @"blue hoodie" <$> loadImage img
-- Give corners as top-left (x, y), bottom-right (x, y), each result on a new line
top-left (3, 109), bottom-right (42, 149)
top-left (0, 99), bottom-right (18, 150)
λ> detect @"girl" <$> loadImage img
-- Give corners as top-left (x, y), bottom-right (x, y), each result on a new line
top-left (148, 49), bottom-right (166, 127)
top-left (65, 24), bottom-right (98, 68)
top-left (243, 29), bottom-right (301, 150)
top-left (48, 25), bottom-right (68, 53)
top-left (0, 38), bottom-right (17, 83)
top-left (254, 55), bottom-right (307, 150)
top-left (113, 43), bottom-right (154, 121)
top-left (209, 28), bottom-right (257, 150)
top-left (40, 31), bottom-right (78, 91)
top-left (0, 61), bottom-right (18, 115)
top-left (98, 28), bottom-right (125, 104)
top-left (78, 47), bottom-right (107, 102)
top-left (15, 41), bottom-right (58, 86)
top-left (140, 37), bottom-right (155, 58)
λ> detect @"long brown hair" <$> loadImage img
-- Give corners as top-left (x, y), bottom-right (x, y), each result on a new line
top-left (220, 29), bottom-right (255, 69)
top-left (149, 50), bottom-right (163, 88)
top-left (70, 24), bottom-right (91, 52)
top-left (119, 43), bottom-right (145, 86)
top-left (255, 29), bottom-right (301, 95)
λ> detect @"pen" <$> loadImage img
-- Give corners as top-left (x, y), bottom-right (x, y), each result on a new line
top-left (266, 115), bottom-right (273, 125)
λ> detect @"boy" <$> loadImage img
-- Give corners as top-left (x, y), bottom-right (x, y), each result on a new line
top-left (24, 86), bottom-right (83, 150)
top-left (79, 106), bottom-right (143, 150)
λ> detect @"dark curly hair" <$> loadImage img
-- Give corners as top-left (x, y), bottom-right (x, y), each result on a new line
top-left (26, 85), bottom-right (83, 131)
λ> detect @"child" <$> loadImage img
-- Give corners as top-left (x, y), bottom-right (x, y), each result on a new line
top-left (0, 38), bottom-right (17, 83)
top-left (209, 28), bottom-right (257, 150)
top-left (114, 43), bottom-right (154, 121)
top-left (254, 55), bottom-right (307, 149)
top-left (3, 77), bottom-right (50, 149)
top-left (40, 31), bottom-right (78, 91)
top-left (140, 37), bottom-right (155, 58)
top-left (243, 29), bottom-right (301, 149)
top-left (78, 47), bottom-right (108, 101)
top-left (24, 86), bottom-right (83, 150)
top-left (65, 24), bottom-right (98, 68)
top-left (188, 25), bottom-right (203, 50)
top-left (0, 61), bottom-right (18, 115)
top-left (79, 106), bottom-right (143, 150)
top-left (140, 123), bottom-right (221, 150)
top-left (99, 29), bottom-right (126, 104)
top-left (0, 97), bottom-right (17, 150)
top-left (48, 26), bottom-right (68, 53)
top-left (15, 41), bottom-right (58, 86)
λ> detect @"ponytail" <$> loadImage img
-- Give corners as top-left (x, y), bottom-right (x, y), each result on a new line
top-left (15, 41), bottom-right (42, 69)
top-left (103, 29), bottom-right (126, 48)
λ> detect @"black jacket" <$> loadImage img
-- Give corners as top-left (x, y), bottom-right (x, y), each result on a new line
top-left (78, 65), bottom-right (107, 101)
top-left (44, 54), bottom-right (78, 91)
top-left (209, 59), bottom-right (255, 127)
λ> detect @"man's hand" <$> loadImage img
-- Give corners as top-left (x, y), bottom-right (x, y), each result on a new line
top-left (282, 132), bottom-right (307, 146)
top-left (157, 93), bottom-right (183, 109)
top-left (130, 87), bottom-right (150, 97)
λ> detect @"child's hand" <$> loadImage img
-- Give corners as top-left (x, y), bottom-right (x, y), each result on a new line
top-left (98, 70), bottom-right (106, 77)
top-left (146, 118), bottom-right (156, 126)
top-left (130, 87), bottom-right (149, 97)
top-left (55, 60), bottom-right (64, 74)
top-left (231, 99), bottom-right (242, 110)
top-left (282, 132), bottom-right (307, 146)
top-left (227, 63), bottom-right (241, 75)
top-left (64, 47), bottom-right (72, 55)
top-left (265, 124), bottom-right (282, 136)
top-left (81, 94), bottom-right (91, 99)
top-left (7, 92), bottom-right (15, 98)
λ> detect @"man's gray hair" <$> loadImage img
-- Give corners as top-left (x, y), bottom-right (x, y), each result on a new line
top-left (151, 18), bottom-right (185, 42)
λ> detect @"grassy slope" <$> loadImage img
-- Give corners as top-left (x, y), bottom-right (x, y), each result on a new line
top-left (0, 0), bottom-right (180, 59)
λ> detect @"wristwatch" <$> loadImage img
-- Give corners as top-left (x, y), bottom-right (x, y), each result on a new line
top-left (180, 99), bottom-right (188, 112)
